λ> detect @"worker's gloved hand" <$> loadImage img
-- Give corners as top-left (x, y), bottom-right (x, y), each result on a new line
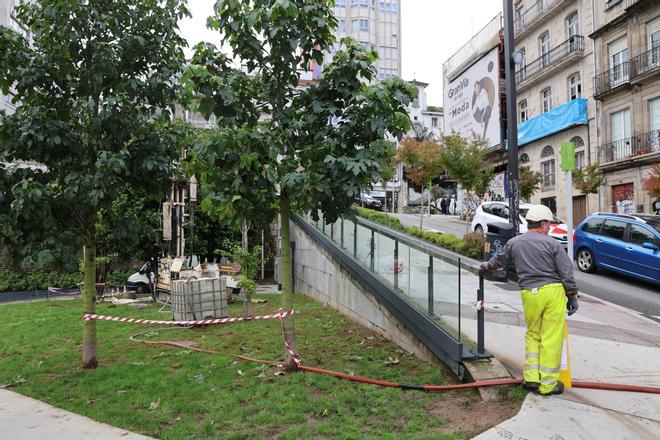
top-left (567, 299), bottom-right (579, 316)
top-left (478, 262), bottom-right (489, 276)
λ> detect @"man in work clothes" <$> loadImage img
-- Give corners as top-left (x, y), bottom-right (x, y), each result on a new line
top-left (480, 205), bottom-right (579, 395)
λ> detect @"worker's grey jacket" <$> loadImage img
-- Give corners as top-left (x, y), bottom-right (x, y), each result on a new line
top-left (482, 231), bottom-right (578, 299)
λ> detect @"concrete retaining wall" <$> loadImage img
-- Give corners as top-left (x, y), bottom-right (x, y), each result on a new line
top-left (291, 221), bottom-right (440, 364)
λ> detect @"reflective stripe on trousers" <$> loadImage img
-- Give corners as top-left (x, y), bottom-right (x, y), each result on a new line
top-left (520, 283), bottom-right (566, 394)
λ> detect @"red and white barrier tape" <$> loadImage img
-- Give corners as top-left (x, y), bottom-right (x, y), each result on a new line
top-left (82, 309), bottom-right (294, 326)
top-left (285, 341), bottom-right (301, 367)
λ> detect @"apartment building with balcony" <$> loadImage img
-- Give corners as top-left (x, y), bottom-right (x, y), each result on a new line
top-left (590, 0), bottom-right (660, 214)
top-left (513, 0), bottom-right (596, 225)
top-left (332, 0), bottom-right (401, 80)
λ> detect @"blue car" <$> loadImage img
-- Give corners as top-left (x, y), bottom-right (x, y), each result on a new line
top-left (574, 213), bottom-right (660, 285)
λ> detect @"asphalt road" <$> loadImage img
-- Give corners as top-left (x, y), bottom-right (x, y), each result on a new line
top-left (391, 213), bottom-right (660, 319)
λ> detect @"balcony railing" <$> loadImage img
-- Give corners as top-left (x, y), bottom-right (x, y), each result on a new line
top-left (514, 0), bottom-right (560, 34)
top-left (631, 45), bottom-right (660, 79)
top-left (515, 36), bottom-right (584, 85)
top-left (597, 129), bottom-right (660, 164)
top-left (594, 61), bottom-right (631, 97)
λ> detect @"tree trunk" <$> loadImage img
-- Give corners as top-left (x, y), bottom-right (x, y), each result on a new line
top-left (419, 185), bottom-right (424, 229)
top-left (279, 193), bottom-right (297, 371)
top-left (242, 220), bottom-right (252, 318)
top-left (82, 231), bottom-right (97, 369)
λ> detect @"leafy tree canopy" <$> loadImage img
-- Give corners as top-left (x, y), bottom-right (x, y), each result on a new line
top-left (397, 136), bottom-right (444, 187)
top-left (439, 134), bottom-right (493, 199)
top-left (573, 164), bottom-right (604, 195)
top-left (642, 164), bottom-right (660, 199)
top-left (0, 0), bottom-right (190, 271)
top-left (519, 166), bottom-right (542, 202)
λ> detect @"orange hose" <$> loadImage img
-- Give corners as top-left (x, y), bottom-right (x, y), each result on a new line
top-left (132, 336), bottom-right (660, 394)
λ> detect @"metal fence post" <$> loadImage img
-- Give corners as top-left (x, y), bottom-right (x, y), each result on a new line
top-left (330, 221), bottom-right (334, 241)
top-left (428, 255), bottom-right (434, 317)
top-left (341, 218), bottom-right (344, 248)
top-left (393, 240), bottom-right (399, 289)
top-left (370, 229), bottom-right (375, 271)
top-left (477, 271), bottom-right (485, 355)
top-left (353, 222), bottom-right (358, 258)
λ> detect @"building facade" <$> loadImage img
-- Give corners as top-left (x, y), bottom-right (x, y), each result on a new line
top-left (0, 0), bottom-right (30, 115)
top-left (590, 0), bottom-right (660, 215)
top-left (513, 0), bottom-right (597, 225)
top-left (331, 0), bottom-right (401, 80)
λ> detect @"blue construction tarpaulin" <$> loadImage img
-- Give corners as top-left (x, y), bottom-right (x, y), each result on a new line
top-left (517, 98), bottom-right (588, 147)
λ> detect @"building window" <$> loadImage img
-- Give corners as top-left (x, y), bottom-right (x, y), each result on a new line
top-left (609, 37), bottom-right (629, 84)
top-left (541, 160), bottom-right (556, 190)
top-left (541, 87), bottom-right (552, 113)
top-left (359, 19), bottom-right (369, 31)
top-left (610, 108), bottom-right (631, 142)
top-left (353, 0), bottom-right (369, 6)
top-left (519, 99), bottom-right (528, 122)
top-left (541, 145), bottom-right (555, 158)
top-left (540, 0), bottom-right (549, 11)
top-left (650, 97), bottom-right (660, 132)
top-left (338, 19), bottom-right (346, 32)
top-left (336, 0), bottom-right (346, 7)
top-left (567, 12), bottom-right (579, 41)
top-left (575, 150), bottom-right (585, 169)
top-left (648, 17), bottom-right (660, 65)
top-left (568, 72), bottom-right (582, 100)
top-left (380, 0), bottom-right (397, 11)
top-left (431, 117), bottom-right (438, 127)
top-left (540, 32), bottom-right (550, 68)
top-left (520, 153), bottom-right (530, 164)
top-left (571, 136), bottom-right (585, 149)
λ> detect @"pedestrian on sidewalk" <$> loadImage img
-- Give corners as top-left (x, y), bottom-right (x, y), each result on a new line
top-left (440, 198), bottom-right (447, 215)
top-left (480, 205), bottom-right (579, 396)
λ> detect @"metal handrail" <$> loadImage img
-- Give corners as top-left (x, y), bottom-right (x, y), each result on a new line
top-left (594, 61), bottom-right (632, 96)
top-left (514, 0), bottom-right (559, 34)
top-left (630, 45), bottom-right (660, 79)
top-left (516, 36), bottom-right (585, 85)
top-left (597, 129), bottom-right (660, 164)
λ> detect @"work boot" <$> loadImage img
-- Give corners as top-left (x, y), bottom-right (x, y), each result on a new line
top-left (538, 381), bottom-right (564, 396)
top-left (521, 380), bottom-right (539, 391)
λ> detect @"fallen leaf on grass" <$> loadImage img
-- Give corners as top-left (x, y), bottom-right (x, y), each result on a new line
top-left (193, 374), bottom-right (205, 383)
top-left (236, 370), bottom-right (243, 376)
top-left (348, 355), bottom-right (362, 362)
top-left (344, 370), bottom-right (355, 376)
top-left (273, 371), bottom-right (285, 376)
top-left (149, 399), bottom-right (160, 411)
top-left (366, 336), bottom-right (375, 340)
top-left (257, 373), bottom-right (266, 379)
top-left (384, 357), bottom-right (400, 366)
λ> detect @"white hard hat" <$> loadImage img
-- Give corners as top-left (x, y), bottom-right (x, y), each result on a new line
top-left (525, 204), bottom-right (554, 222)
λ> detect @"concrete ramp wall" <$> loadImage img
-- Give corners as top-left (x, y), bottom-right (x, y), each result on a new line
top-left (291, 220), bottom-right (440, 364)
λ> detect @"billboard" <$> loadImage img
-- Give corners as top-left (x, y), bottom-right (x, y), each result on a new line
top-left (443, 48), bottom-right (500, 148)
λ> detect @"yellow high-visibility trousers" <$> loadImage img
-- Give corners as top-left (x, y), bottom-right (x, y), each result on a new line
top-left (520, 283), bottom-right (566, 394)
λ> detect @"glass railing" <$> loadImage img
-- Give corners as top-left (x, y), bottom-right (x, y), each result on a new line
top-left (311, 213), bottom-right (465, 342)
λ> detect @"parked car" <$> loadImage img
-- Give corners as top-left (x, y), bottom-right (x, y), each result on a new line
top-left (471, 201), bottom-right (569, 248)
top-left (574, 213), bottom-right (660, 285)
top-left (357, 193), bottom-right (382, 210)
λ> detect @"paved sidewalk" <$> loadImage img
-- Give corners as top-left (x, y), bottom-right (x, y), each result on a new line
top-left (457, 272), bottom-right (660, 439)
top-left (0, 390), bottom-right (152, 440)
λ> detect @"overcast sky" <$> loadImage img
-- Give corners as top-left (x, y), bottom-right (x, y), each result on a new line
top-left (178, 0), bottom-right (503, 107)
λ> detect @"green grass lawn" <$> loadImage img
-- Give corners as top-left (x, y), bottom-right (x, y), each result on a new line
top-left (0, 294), bottom-right (522, 439)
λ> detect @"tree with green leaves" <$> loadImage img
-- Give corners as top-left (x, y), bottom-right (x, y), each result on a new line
top-left (573, 164), bottom-right (604, 214)
top-left (397, 136), bottom-right (444, 226)
top-left (183, 0), bottom-right (415, 370)
top-left (439, 134), bottom-right (494, 230)
top-left (0, 0), bottom-right (190, 368)
top-left (519, 166), bottom-right (542, 202)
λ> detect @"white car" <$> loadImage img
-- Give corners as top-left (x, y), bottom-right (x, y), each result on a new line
top-left (471, 202), bottom-right (568, 248)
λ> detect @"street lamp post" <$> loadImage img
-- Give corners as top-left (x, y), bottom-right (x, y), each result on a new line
top-left (503, 0), bottom-right (520, 234)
